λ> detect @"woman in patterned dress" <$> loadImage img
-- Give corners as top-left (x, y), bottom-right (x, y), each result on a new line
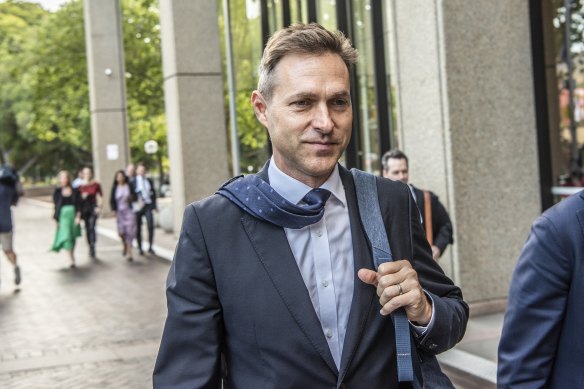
top-left (109, 170), bottom-right (137, 261)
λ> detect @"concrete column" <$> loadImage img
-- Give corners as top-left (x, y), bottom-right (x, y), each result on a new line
top-left (83, 0), bottom-right (130, 209)
top-left (387, 1), bottom-right (541, 303)
top-left (159, 1), bottom-right (229, 234)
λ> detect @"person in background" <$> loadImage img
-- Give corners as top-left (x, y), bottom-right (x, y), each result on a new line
top-left (72, 168), bottom-right (85, 189)
top-left (382, 149), bottom-right (454, 260)
top-left (125, 163), bottom-right (136, 186)
top-left (110, 170), bottom-right (137, 262)
top-left (0, 165), bottom-right (21, 289)
top-left (134, 163), bottom-right (157, 255)
top-left (51, 170), bottom-right (81, 268)
top-left (78, 167), bottom-right (102, 258)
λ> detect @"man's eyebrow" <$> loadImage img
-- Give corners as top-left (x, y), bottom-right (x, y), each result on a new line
top-left (330, 91), bottom-right (350, 99)
top-left (288, 92), bottom-right (317, 100)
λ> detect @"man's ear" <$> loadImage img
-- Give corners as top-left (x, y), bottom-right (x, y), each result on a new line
top-left (251, 90), bottom-right (269, 127)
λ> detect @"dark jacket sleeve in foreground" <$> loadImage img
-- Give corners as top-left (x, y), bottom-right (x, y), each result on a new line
top-left (497, 210), bottom-right (573, 388)
top-left (379, 178), bottom-right (468, 355)
top-left (153, 204), bottom-right (223, 388)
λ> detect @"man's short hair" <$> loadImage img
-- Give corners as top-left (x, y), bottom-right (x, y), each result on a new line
top-left (257, 23), bottom-right (358, 102)
top-left (381, 149), bottom-right (409, 170)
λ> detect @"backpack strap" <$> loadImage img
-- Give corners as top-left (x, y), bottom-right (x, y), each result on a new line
top-left (350, 168), bottom-right (414, 382)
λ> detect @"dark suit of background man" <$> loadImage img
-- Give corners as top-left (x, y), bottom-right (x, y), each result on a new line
top-left (153, 23), bottom-right (468, 388)
top-left (498, 190), bottom-right (584, 387)
top-left (134, 163), bottom-right (157, 255)
top-left (382, 149), bottom-right (454, 261)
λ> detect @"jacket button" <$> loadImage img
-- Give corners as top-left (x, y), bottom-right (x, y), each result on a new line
top-left (428, 343), bottom-right (437, 350)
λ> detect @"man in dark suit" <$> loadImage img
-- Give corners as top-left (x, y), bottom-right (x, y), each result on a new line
top-left (135, 163), bottom-right (157, 255)
top-left (153, 23), bottom-right (468, 388)
top-left (498, 190), bottom-right (584, 387)
top-left (382, 149), bottom-right (454, 260)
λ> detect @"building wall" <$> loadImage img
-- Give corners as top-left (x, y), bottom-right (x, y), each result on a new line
top-left (388, 0), bottom-right (541, 302)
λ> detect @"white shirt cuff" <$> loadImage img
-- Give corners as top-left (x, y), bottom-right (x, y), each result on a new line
top-left (409, 291), bottom-right (435, 336)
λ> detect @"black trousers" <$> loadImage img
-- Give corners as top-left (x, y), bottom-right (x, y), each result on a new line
top-left (136, 203), bottom-right (155, 250)
top-left (82, 212), bottom-right (98, 246)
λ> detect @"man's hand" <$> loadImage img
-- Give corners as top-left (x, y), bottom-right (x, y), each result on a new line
top-left (358, 259), bottom-right (432, 325)
top-left (431, 245), bottom-right (441, 261)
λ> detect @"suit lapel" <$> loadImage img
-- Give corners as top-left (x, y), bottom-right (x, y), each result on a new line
top-left (241, 213), bottom-right (339, 375)
top-left (337, 167), bottom-right (377, 380)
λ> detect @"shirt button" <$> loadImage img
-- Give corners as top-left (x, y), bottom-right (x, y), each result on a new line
top-left (315, 230), bottom-right (323, 237)
top-left (325, 329), bottom-right (333, 339)
top-left (322, 280), bottom-right (329, 287)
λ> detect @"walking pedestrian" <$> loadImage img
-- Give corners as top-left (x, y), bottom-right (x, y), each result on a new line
top-left (78, 167), bottom-right (102, 258)
top-left (381, 149), bottom-right (454, 260)
top-left (72, 168), bottom-right (85, 189)
top-left (134, 163), bottom-right (157, 255)
top-left (153, 23), bottom-right (468, 388)
top-left (126, 163), bottom-right (136, 186)
top-left (110, 170), bottom-right (137, 261)
top-left (51, 170), bottom-right (81, 268)
top-left (0, 165), bottom-right (21, 289)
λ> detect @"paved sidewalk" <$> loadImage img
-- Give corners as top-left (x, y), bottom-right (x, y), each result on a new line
top-left (1, 197), bottom-right (502, 388)
top-left (0, 198), bottom-right (170, 388)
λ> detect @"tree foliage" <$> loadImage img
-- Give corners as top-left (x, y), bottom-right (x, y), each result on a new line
top-left (0, 0), bottom-right (273, 182)
top-left (0, 0), bottom-right (166, 181)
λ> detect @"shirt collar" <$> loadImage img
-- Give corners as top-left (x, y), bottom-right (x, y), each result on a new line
top-left (268, 157), bottom-right (346, 207)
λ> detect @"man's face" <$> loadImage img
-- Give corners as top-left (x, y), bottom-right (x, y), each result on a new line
top-left (383, 158), bottom-right (409, 184)
top-left (252, 53), bottom-right (352, 187)
top-left (136, 165), bottom-right (145, 176)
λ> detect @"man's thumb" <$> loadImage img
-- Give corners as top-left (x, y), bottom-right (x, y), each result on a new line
top-left (357, 268), bottom-right (377, 286)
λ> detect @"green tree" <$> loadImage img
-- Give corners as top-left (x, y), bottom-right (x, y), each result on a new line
top-left (122, 0), bottom-right (167, 173)
top-left (0, 1), bottom-right (48, 174)
top-left (0, 0), bottom-right (167, 181)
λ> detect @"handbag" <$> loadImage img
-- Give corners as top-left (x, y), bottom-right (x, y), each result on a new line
top-left (351, 169), bottom-right (454, 389)
top-left (74, 223), bottom-right (82, 238)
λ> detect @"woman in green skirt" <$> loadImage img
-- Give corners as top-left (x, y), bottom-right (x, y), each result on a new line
top-left (51, 170), bottom-right (81, 268)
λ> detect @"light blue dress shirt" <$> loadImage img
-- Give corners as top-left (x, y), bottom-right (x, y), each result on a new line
top-left (268, 159), bottom-right (433, 368)
top-left (269, 160), bottom-right (353, 368)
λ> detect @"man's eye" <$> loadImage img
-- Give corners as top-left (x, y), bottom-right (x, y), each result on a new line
top-left (332, 98), bottom-right (349, 106)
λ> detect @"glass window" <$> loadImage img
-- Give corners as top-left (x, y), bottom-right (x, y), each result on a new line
top-left (351, 0), bottom-right (380, 173)
top-left (553, 0), bottom-right (584, 189)
top-left (220, 0), bottom-right (269, 173)
top-left (317, 0), bottom-right (337, 31)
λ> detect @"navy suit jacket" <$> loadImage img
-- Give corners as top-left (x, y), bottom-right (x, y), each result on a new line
top-left (498, 190), bottom-right (584, 388)
top-left (153, 165), bottom-right (468, 388)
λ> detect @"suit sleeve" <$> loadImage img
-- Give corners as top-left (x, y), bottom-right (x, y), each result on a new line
top-left (408, 188), bottom-right (468, 354)
top-left (153, 204), bottom-right (223, 388)
top-left (497, 215), bottom-right (571, 388)
top-left (430, 192), bottom-right (453, 254)
top-left (377, 179), bottom-right (468, 354)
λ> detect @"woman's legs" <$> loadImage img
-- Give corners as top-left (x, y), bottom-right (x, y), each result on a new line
top-left (68, 247), bottom-right (76, 268)
top-left (120, 234), bottom-right (127, 256)
top-left (125, 236), bottom-right (134, 261)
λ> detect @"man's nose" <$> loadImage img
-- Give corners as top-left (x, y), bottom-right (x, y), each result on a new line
top-left (312, 104), bottom-right (334, 133)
